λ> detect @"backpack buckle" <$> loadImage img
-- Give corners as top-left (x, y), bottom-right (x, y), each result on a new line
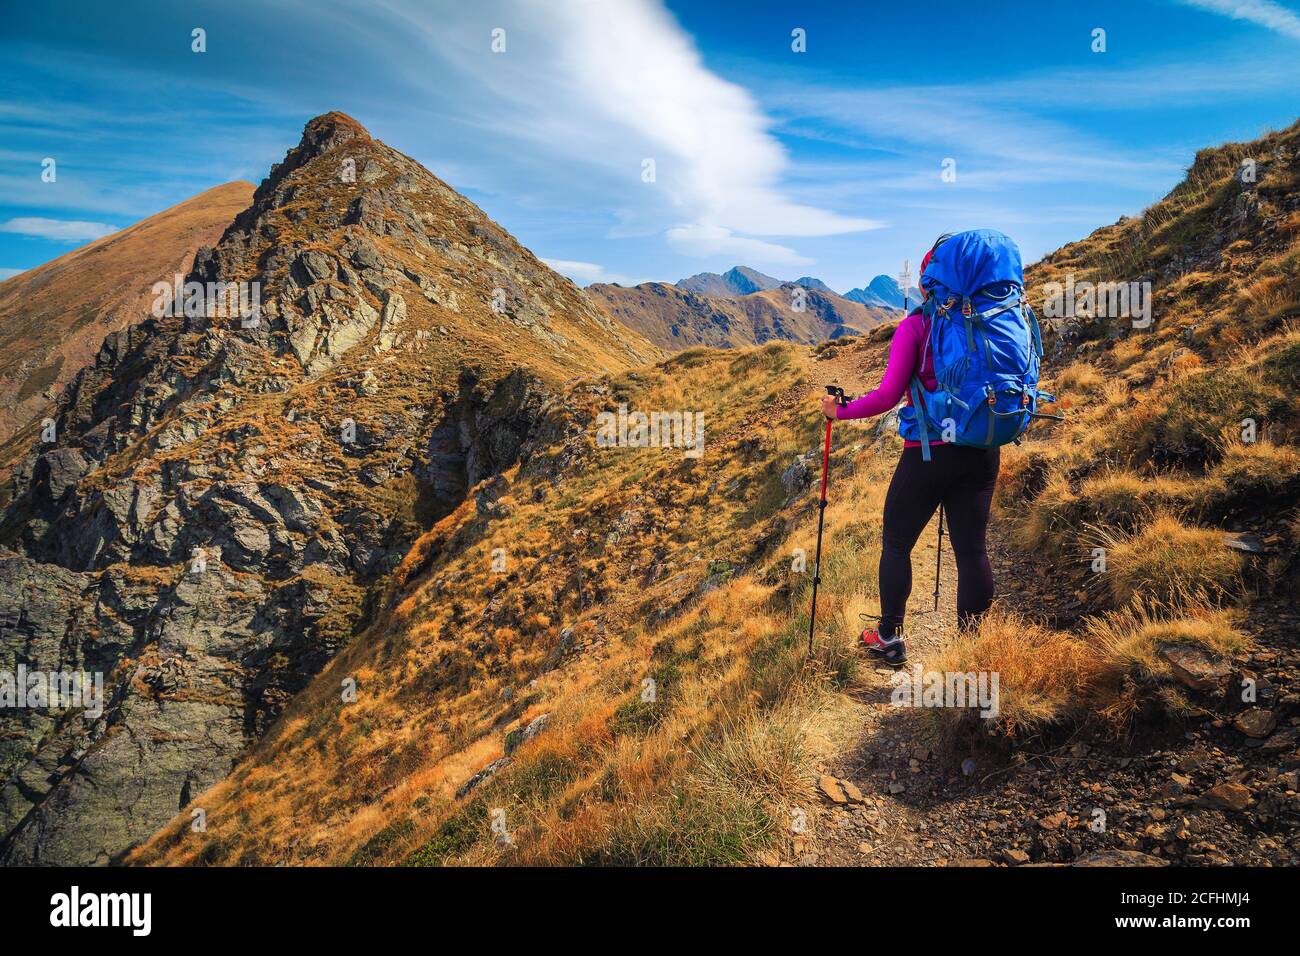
top-left (1020, 391), bottom-right (1030, 407)
top-left (962, 298), bottom-right (973, 317)
top-left (986, 392), bottom-right (996, 407)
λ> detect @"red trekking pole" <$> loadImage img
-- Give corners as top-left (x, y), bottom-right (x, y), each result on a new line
top-left (808, 384), bottom-right (850, 654)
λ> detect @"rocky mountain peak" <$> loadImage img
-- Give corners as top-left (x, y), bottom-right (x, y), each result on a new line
top-left (241, 112), bottom-right (374, 217)
top-left (0, 111), bottom-right (653, 865)
top-left (301, 110), bottom-right (370, 151)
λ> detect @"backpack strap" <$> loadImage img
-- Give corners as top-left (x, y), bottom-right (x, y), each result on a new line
top-left (909, 376), bottom-right (933, 462)
top-left (1024, 301), bottom-right (1043, 358)
top-left (974, 295), bottom-right (1020, 323)
top-left (950, 297), bottom-right (977, 354)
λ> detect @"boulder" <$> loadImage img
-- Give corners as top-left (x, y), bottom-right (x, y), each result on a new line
top-left (781, 454), bottom-right (813, 498)
top-left (292, 249), bottom-right (335, 284)
top-left (36, 448), bottom-right (90, 502)
top-left (1199, 782), bottom-right (1252, 812)
top-left (378, 291), bottom-right (407, 351)
top-left (1158, 643), bottom-right (1231, 693)
top-left (1233, 709), bottom-right (1277, 739)
top-left (819, 775), bottom-right (847, 804)
top-left (1222, 532), bottom-right (1266, 555)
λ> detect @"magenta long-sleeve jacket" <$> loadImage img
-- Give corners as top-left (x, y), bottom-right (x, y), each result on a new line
top-left (834, 309), bottom-right (941, 448)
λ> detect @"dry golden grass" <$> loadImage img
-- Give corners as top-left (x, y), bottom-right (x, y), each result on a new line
top-left (1211, 437), bottom-right (1300, 497)
top-left (1054, 362), bottom-right (1105, 395)
top-left (1084, 602), bottom-right (1251, 727)
top-left (1018, 468), bottom-right (1207, 554)
top-left (936, 610), bottom-right (1103, 736)
top-left (938, 602), bottom-right (1252, 739)
top-left (131, 339), bottom-right (862, 868)
top-left (1095, 513), bottom-right (1242, 608)
top-left (1087, 601), bottom-right (1249, 679)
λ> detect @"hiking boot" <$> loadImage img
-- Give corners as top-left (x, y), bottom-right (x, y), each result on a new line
top-left (859, 627), bottom-right (907, 666)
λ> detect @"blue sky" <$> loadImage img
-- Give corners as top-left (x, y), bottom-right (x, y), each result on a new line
top-left (2, 0), bottom-right (1300, 292)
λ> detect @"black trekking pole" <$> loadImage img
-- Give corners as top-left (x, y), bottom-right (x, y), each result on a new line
top-left (808, 384), bottom-right (851, 654)
top-left (933, 504), bottom-right (945, 611)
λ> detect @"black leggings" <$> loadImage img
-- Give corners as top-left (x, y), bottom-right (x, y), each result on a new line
top-left (878, 443), bottom-right (999, 638)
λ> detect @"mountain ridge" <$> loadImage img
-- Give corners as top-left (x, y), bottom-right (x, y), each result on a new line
top-left (676, 265), bottom-right (782, 297)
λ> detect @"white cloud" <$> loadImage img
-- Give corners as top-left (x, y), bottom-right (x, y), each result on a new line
top-left (1175, 0), bottom-right (1300, 40)
top-left (350, 0), bottom-right (879, 261)
top-left (664, 224), bottom-right (811, 268)
top-left (547, 1), bottom-right (878, 239)
top-left (0, 217), bottom-right (117, 242)
top-left (541, 258), bottom-right (636, 285)
top-left (0, 267), bottom-right (25, 280)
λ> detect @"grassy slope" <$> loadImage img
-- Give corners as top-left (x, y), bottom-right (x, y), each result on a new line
top-left (133, 120), bottom-right (1299, 867)
top-left (133, 340), bottom-right (873, 865)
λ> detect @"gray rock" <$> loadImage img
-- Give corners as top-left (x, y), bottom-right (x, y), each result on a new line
top-left (1222, 532), bottom-right (1266, 554)
top-left (504, 712), bottom-right (551, 756)
top-left (475, 474), bottom-right (511, 517)
top-left (378, 291), bottom-right (407, 351)
top-left (781, 454), bottom-right (813, 497)
top-left (35, 448), bottom-right (90, 501)
top-left (293, 249), bottom-right (335, 284)
top-left (455, 756), bottom-right (511, 800)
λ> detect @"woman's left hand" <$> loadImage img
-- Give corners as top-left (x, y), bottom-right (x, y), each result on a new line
top-left (821, 395), bottom-right (840, 420)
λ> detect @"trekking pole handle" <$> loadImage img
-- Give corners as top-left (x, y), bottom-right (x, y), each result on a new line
top-left (825, 384), bottom-right (852, 406)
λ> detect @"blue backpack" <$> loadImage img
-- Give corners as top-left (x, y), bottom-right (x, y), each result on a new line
top-left (898, 229), bottom-right (1058, 460)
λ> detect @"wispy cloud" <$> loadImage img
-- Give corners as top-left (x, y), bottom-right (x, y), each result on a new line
top-left (766, 79), bottom-right (1191, 194)
top-left (0, 267), bottom-right (25, 280)
top-left (1175, 0), bottom-right (1300, 40)
top-left (353, 0), bottom-right (880, 262)
top-left (541, 258), bottom-right (637, 286)
top-left (664, 224), bottom-right (812, 268)
top-left (0, 216), bottom-right (116, 241)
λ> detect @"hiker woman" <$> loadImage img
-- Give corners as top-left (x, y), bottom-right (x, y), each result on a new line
top-left (821, 232), bottom-right (1037, 666)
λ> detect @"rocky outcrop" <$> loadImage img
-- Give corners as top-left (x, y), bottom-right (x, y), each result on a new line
top-left (420, 368), bottom-right (551, 519)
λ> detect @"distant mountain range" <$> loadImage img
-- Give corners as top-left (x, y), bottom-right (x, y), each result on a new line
top-left (585, 265), bottom-right (915, 352)
top-left (676, 265), bottom-right (783, 297)
top-left (587, 279), bottom-right (894, 352)
top-left (670, 265), bottom-right (919, 309)
top-left (844, 274), bottom-right (923, 311)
